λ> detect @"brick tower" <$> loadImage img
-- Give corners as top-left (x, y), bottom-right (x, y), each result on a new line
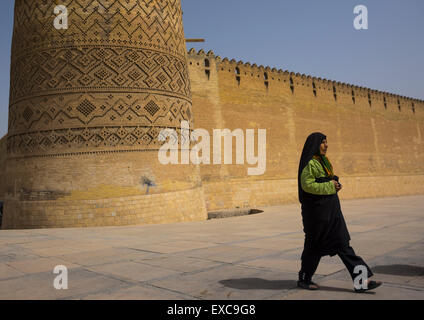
top-left (2, 0), bottom-right (206, 228)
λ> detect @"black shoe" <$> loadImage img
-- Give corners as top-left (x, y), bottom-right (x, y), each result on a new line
top-left (354, 280), bottom-right (382, 293)
top-left (297, 280), bottom-right (320, 290)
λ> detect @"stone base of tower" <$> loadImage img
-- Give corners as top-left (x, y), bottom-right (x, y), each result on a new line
top-left (1, 186), bottom-right (206, 229)
top-left (1, 150), bottom-right (207, 229)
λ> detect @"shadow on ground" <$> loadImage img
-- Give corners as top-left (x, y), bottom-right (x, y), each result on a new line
top-left (220, 278), bottom-right (297, 290)
top-left (219, 278), bottom-right (373, 294)
top-left (220, 278), bottom-right (376, 294)
top-left (373, 264), bottom-right (424, 277)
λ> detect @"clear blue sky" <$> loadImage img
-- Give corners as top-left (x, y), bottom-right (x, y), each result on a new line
top-left (0, 0), bottom-right (423, 137)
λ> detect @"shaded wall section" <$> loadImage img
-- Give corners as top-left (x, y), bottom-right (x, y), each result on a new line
top-left (0, 135), bottom-right (6, 202)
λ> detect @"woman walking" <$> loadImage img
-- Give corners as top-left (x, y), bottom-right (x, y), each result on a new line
top-left (297, 132), bottom-right (382, 292)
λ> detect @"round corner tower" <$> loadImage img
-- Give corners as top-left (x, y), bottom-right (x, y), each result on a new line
top-left (2, 0), bottom-right (207, 229)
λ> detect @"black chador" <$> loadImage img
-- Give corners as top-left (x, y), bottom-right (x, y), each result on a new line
top-left (297, 132), bottom-right (379, 291)
top-left (298, 133), bottom-right (350, 257)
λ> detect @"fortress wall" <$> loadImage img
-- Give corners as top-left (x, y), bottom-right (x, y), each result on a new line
top-left (2, 1), bottom-right (423, 229)
top-left (2, 45), bottom-right (423, 226)
top-left (187, 49), bottom-right (229, 184)
top-left (188, 50), bottom-right (424, 211)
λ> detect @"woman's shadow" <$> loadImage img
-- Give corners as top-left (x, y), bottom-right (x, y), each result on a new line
top-left (219, 278), bottom-right (359, 293)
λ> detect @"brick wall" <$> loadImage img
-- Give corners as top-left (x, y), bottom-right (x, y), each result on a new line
top-left (188, 50), bottom-right (424, 211)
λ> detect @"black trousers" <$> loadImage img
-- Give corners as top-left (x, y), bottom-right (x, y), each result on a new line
top-left (299, 246), bottom-right (374, 282)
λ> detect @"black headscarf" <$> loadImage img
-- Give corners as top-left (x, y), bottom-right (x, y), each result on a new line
top-left (297, 132), bottom-right (326, 204)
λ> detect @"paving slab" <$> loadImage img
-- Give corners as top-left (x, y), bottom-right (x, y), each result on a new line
top-left (77, 283), bottom-right (196, 300)
top-left (238, 257), bottom-right (303, 273)
top-left (0, 263), bottom-right (26, 280)
top-left (0, 246), bottom-right (42, 263)
top-left (127, 240), bottom-right (217, 254)
top-left (0, 267), bottom-right (128, 300)
top-left (56, 247), bottom-right (159, 267)
top-left (349, 239), bottom-right (409, 256)
top-left (234, 237), bottom-right (303, 251)
top-left (6, 257), bottom-right (79, 274)
top-left (85, 261), bottom-right (181, 283)
top-left (173, 245), bottom-right (280, 264)
top-left (131, 255), bottom-right (224, 273)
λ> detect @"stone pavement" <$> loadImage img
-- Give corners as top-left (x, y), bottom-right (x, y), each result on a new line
top-left (0, 195), bottom-right (423, 300)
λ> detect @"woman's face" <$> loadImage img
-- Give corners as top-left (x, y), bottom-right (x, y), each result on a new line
top-left (320, 139), bottom-right (328, 156)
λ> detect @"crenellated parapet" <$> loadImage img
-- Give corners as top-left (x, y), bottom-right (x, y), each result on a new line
top-left (187, 48), bottom-right (423, 113)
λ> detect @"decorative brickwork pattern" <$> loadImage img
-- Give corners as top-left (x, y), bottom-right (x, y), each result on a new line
top-left (8, 0), bottom-right (192, 157)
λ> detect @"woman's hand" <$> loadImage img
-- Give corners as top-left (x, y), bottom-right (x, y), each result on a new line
top-left (331, 180), bottom-right (342, 192)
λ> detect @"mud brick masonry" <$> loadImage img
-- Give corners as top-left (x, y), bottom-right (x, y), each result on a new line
top-left (0, 0), bottom-right (423, 229)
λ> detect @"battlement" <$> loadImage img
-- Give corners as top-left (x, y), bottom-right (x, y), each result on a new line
top-left (187, 48), bottom-right (423, 113)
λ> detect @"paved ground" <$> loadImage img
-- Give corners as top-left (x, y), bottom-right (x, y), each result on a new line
top-left (0, 195), bottom-right (423, 300)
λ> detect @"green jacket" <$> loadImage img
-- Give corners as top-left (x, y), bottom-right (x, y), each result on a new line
top-left (300, 158), bottom-right (336, 195)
